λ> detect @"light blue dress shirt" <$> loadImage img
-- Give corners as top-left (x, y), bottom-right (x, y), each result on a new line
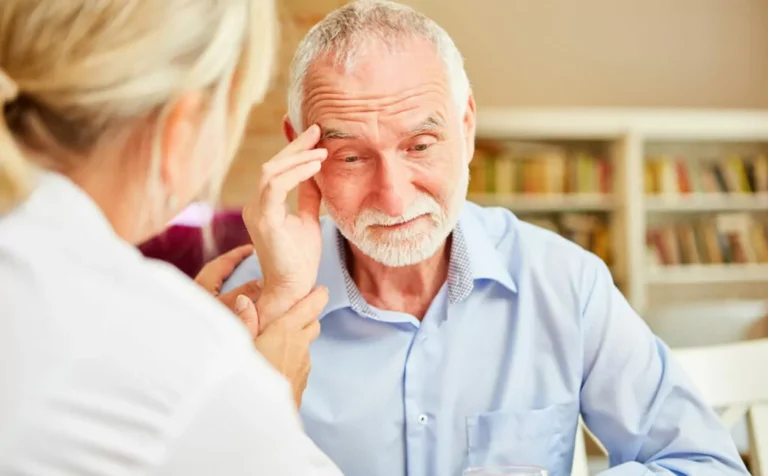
top-left (223, 202), bottom-right (747, 476)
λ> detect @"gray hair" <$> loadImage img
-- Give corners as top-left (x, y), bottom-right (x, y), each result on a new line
top-left (286, 0), bottom-right (470, 132)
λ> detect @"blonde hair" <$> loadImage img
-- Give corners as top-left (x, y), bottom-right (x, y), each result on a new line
top-left (0, 0), bottom-right (277, 214)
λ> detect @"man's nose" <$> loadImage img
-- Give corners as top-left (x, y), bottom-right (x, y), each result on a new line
top-left (373, 155), bottom-right (414, 217)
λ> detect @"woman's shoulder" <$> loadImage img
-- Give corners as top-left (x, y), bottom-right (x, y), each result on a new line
top-left (0, 222), bottom-right (265, 392)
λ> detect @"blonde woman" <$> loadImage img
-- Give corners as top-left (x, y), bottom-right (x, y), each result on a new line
top-left (0, 1), bottom-right (341, 475)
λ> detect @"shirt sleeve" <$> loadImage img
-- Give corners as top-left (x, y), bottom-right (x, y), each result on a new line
top-left (578, 256), bottom-right (749, 475)
top-left (155, 363), bottom-right (342, 476)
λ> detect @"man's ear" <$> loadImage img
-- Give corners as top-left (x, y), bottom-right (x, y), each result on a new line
top-left (283, 114), bottom-right (298, 142)
top-left (463, 92), bottom-right (477, 164)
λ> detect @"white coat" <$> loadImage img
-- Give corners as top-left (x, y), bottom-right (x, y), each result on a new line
top-left (0, 172), bottom-right (341, 476)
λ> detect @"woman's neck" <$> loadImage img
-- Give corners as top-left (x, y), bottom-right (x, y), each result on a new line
top-left (67, 165), bottom-right (163, 245)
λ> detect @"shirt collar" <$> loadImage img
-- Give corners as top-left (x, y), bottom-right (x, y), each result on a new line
top-left (317, 204), bottom-right (518, 319)
top-left (457, 203), bottom-right (518, 295)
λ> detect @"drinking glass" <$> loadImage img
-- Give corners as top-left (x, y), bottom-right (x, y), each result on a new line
top-left (462, 465), bottom-right (548, 476)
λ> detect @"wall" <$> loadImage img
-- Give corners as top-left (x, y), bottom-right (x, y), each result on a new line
top-left (221, 0), bottom-right (768, 206)
top-left (405, 0), bottom-right (768, 110)
top-left (220, 0), bottom-right (346, 206)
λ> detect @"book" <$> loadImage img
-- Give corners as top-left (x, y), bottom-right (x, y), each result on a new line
top-left (754, 155), bottom-right (768, 193)
top-left (647, 214), bottom-right (768, 266)
top-left (645, 154), bottom-right (768, 195)
top-left (470, 142), bottom-right (611, 196)
top-left (521, 213), bottom-right (613, 266)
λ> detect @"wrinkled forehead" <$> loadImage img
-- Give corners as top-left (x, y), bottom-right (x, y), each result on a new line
top-left (301, 38), bottom-right (455, 129)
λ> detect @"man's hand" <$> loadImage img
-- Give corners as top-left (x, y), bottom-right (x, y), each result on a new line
top-left (194, 244), bottom-right (262, 317)
top-left (233, 287), bottom-right (328, 409)
top-left (242, 124), bottom-right (326, 329)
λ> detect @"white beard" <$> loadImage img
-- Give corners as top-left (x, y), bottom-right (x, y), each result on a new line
top-left (325, 165), bottom-right (469, 268)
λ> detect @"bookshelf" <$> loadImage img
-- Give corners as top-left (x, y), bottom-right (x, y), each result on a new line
top-left (645, 264), bottom-right (768, 285)
top-left (473, 108), bottom-right (768, 313)
top-left (469, 194), bottom-right (615, 212)
top-left (645, 194), bottom-right (768, 212)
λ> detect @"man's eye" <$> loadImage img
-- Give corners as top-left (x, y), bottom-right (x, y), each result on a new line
top-left (343, 156), bottom-right (359, 163)
top-left (411, 143), bottom-right (432, 152)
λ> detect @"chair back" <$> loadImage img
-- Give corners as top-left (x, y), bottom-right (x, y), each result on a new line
top-left (571, 339), bottom-right (768, 475)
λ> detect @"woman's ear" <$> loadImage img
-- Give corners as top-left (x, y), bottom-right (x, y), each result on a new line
top-left (160, 91), bottom-right (205, 199)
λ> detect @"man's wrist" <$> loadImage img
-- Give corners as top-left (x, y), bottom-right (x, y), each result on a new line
top-left (255, 286), bottom-right (305, 327)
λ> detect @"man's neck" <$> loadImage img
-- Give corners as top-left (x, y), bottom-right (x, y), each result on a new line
top-left (346, 237), bottom-right (451, 320)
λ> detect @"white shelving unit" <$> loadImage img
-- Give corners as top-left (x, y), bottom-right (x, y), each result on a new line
top-left (469, 193), bottom-right (615, 212)
top-left (474, 108), bottom-right (768, 313)
top-left (644, 193), bottom-right (768, 212)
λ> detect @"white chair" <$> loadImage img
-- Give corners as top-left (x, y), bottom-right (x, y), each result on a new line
top-left (571, 338), bottom-right (768, 475)
top-left (571, 420), bottom-right (593, 476)
top-left (674, 339), bottom-right (768, 475)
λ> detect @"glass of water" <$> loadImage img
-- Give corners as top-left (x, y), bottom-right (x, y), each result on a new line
top-left (463, 465), bottom-right (547, 476)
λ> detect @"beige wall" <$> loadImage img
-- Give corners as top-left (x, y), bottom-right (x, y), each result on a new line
top-left (221, 0), bottom-right (768, 206)
top-left (221, 0), bottom-right (347, 206)
top-left (404, 0), bottom-right (768, 109)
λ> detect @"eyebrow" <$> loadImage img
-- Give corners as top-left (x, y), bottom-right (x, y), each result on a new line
top-left (320, 127), bottom-right (356, 140)
top-left (407, 114), bottom-right (446, 137)
top-left (319, 114), bottom-right (447, 141)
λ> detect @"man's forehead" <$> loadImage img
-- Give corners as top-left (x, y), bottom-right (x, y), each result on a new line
top-left (304, 38), bottom-right (447, 93)
top-left (318, 113), bottom-right (447, 140)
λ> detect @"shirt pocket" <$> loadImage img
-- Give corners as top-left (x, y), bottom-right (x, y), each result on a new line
top-left (465, 402), bottom-right (578, 476)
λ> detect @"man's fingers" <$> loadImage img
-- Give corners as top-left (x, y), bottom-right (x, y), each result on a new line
top-left (260, 148), bottom-right (327, 185)
top-left (276, 124), bottom-right (322, 158)
top-left (260, 161), bottom-right (324, 224)
top-left (297, 178), bottom-right (322, 225)
top-left (235, 294), bottom-right (260, 335)
top-left (283, 286), bottom-right (329, 329)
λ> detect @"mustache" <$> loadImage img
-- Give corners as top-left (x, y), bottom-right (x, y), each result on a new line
top-left (355, 195), bottom-right (443, 228)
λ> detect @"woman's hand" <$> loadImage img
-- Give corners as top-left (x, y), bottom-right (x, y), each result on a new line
top-left (194, 244), bottom-right (262, 316)
top-left (234, 287), bottom-right (328, 409)
top-left (242, 124), bottom-right (327, 328)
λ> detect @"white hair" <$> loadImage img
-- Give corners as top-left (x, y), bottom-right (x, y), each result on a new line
top-left (287, 0), bottom-right (470, 131)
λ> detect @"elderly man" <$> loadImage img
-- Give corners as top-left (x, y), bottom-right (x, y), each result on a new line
top-left (224, 1), bottom-right (748, 475)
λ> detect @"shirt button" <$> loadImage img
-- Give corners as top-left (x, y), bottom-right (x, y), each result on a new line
top-left (417, 414), bottom-right (428, 424)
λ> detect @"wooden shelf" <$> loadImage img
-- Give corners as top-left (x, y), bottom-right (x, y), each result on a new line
top-left (646, 264), bottom-right (768, 285)
top-left (644, 193), bottom-right (768, 212)
top-left (468, 194), bottom-right (615, 212)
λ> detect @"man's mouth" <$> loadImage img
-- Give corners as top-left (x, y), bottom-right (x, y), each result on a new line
top-left (371, 214), bottom-right (428, 231)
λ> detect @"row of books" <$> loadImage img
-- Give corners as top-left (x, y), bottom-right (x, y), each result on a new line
top-left (645, 155), bottom-right (768, 195)
top-left (646, 213), bottom-right (768, 266)
top-left (470, 145), bottom-right (612, 195)
top-left (524, 213), bottom-right (612, 266)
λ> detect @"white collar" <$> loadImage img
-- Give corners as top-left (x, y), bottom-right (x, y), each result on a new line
top-left (18, 170), bottom-right (142, 268)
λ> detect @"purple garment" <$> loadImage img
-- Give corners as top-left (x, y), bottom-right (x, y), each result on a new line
top-left (138, 210), bottom-right (250, 278)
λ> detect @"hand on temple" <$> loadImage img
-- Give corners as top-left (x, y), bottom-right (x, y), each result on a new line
top-left (242, 124), bottom-right (327, 328)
